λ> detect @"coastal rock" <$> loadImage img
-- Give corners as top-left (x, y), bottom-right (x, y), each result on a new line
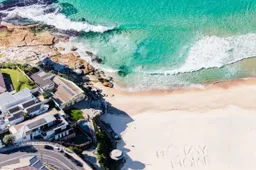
top-left (103, 81), bottom-right (114, 88)
top-left (71, 46), bottom-right (78, 51)
top-left (74, 69), bottom-right (83, 75)
top-left (95, 57), bottom-right (103, 64)
top-left (0, 25), bottom-right (8, 35)
top-left (0, 25), bottom-right (56, 48)
top-left (72, 51), bottom-right (80, 58)
top-left (58, 47), bottom-right (65, 51)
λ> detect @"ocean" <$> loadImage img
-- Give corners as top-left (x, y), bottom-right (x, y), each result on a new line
top-left (1, 0), bottom-right (256, 91)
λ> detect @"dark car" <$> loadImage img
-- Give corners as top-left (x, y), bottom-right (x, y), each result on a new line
top-left (44, 145), bottom-right (54, 150)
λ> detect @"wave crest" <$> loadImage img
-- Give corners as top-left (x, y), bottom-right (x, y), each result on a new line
top-left (1, 4), bottom-right (114, 33)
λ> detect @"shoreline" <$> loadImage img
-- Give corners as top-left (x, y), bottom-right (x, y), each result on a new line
top-left (95, 77), bottom-right (256, 115)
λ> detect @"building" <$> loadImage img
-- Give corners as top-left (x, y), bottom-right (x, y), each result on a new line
top-left (10, 109), bottom-right (74, 143)
top-left (1, 155), bottom-right (48, 170)
top-left (30, 71), bottom-right (55, 90)
top-left (31, 71), bottom-right (86, 109)
top-left (52, 76), bottom-right (85, 109)
top-left (0, 88), bottom-right (36, 114)
top-left (0, 70), bottom-right (7, 94)
top-left (0, 88), bottom-right (49, 133)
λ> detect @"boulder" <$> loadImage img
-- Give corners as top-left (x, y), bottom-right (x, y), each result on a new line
top-left (71, 46), bottom-right (78, 51)
top-left (86, 51), bottom-right (94, 56)
top-left (0, 25), bottom-right (8, 36)
top-left (103, 81), bottom-right (114, 88)
top-left (74, 69), bottom-right (83, 75)
top-left (58, 47), bottom-right (65, 51)
top-left (72, 51), bottom-right (80, 58)
top-left (96, 57), bottom-right (103, 64)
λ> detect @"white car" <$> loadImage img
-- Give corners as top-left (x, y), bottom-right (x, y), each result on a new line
top-left (53, 146), bottom-right (62, 152)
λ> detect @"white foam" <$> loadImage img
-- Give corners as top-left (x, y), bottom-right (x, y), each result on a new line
top-left (2, 4), bottom-right (113, 33)
top-left (170, 33), bottom-right (256, 74)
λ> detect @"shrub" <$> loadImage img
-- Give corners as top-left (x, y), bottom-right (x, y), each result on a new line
top-left (3, 134), bottom-right (15, 145)
top-left (42, 92), bottom-right (52, 99)
top-left (70, 110), bottom-right (83, 121)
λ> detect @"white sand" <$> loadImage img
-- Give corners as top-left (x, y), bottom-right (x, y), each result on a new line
top-left (102, 106), bottom-right (256, 170)
top-left (96, 78), bottom-right (256, 170)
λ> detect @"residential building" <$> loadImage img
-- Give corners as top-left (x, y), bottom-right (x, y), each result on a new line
top-left (10, 109), bottom-right (74, 143)
top-left (0, 88), bottom-right (49, 133)
top-left (31, 71), bottom-right (55, 90)
top-left (0, 88), bottom-right (35, 114)
top-left (0, 70), bottom-right (6, 94)
top-left (52, 76), bottom-right (86, 109)
top-left (1, 156), bottom-right (48, 170)
top-left (31, 71), bottom-right (86, 109)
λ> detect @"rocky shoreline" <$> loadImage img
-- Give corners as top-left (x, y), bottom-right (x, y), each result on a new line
top-left (0, 23), bottom-right (114, 88)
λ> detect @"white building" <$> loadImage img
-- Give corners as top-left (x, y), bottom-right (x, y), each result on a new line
top-left (10, 109), bottom-right (73, 143)
top-left (0, 88), bottom-right (49, 133)
top-left (0, 88), bottom-right (36, 114)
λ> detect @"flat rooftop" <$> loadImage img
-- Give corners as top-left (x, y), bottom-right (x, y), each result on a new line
top-left (53, 76), bottom-right (83, 103)
top-left (11, 108), bottom-right (59, 133)
top-left (0, 88), bottom-right (32, 107)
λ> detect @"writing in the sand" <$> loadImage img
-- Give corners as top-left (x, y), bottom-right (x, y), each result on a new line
top-left (156, 145), bottom-right (208, 169)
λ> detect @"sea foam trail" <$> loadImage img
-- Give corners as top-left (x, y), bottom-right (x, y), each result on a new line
top-left (170, 33), bottom-right (256, 74)
top-left (1, 4), bottom-right (114, 33)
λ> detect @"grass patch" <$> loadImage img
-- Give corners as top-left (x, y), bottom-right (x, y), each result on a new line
top-left (1, 68), bottom-right (36, 92)
top-left (65, 109), bottom-right (84, 121)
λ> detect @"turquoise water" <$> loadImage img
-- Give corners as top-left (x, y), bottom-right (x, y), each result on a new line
top-left (56, 0), bottom-right (256, 90)
top-left (3, 0), bottom-right (256, 90)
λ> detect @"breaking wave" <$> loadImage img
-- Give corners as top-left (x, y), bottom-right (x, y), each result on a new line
top-left (1, 3), bottom-right (114, 33)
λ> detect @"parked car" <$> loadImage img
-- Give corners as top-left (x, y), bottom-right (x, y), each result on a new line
top-left (53, 146), bottom-right (63, 152)
top-left (44, 145), bottom-right (54, 150)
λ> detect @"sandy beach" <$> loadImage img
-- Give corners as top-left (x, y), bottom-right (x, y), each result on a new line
top-left (96, 78), bottom-right (256, 115)
top-left (98, 78), bottom-right (256, 170)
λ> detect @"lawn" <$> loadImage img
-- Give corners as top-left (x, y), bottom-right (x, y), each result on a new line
top-left (1, 68), bottom-right (36, 92)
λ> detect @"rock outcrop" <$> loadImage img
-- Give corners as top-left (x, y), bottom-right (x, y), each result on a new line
top-left (0, 24), bottom-right (58, 65)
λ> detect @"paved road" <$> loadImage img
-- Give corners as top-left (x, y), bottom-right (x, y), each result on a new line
top-left (0, 145), bottom-right (83, 170)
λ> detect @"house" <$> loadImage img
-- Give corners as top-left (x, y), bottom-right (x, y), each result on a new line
top-left (0, 88), bottom-right (49, 133)
top-left (10, 109), bottom-right (74, 143)
top-left (0, 88), bottom-right (36, 114)
top-left (52, 76), bottom-right (86, 109)
top-left (31, 71), bottom-right (86, 109)
top-left (31, 71), bottom-right (55, 90)
top-left (0, 71), bottom-right (6, 94)
top-left (1, 155), bottom-right (48, 170)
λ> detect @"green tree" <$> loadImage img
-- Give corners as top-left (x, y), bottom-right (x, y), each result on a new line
top-left (3, 134), bottom-right (15, 145)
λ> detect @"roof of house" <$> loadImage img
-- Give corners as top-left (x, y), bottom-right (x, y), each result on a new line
top-left (31, 71), bottom-right (55, 88)
top-left (27, 118), bottom-right (46, 129)
top-left (0, 88), bottom-right (32, 108)
top-left (53, 76), bottom-right (83, 103)
top-left (8, 111), bottom-right (24, 121)
top-left (22, 100), bottom-right (36, 108)
top-left (8, 106), bottom-right (21, 114)
top-left (0, 71), bottom-right (6, 93)
top-left (13, 88), bottom-right (32, 100)
top-left (10, 109), bottom-right (60, 133)
top-left (25, 103), bottom-right (42, 114)
top-left (26, 112), bottom-right (56, 130)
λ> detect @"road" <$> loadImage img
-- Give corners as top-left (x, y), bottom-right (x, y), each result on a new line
top-left (0, 145), bottom-right (83, 170)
